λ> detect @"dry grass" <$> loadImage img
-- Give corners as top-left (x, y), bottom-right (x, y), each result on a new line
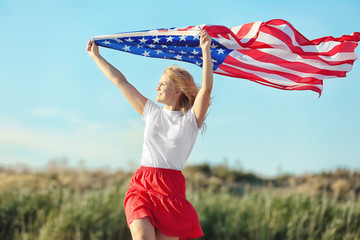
top-left (1, 161), bottom-right (360, 240)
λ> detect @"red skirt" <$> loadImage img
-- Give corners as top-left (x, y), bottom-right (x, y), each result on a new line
top-left (124, 166), bottom-right (203, 240)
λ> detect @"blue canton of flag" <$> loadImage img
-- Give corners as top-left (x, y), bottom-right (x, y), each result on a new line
top-left (92, 27), bottom-right (232, 70)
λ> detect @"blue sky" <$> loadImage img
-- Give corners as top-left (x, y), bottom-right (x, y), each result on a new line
top-left (1, 0), bottom-right (359, 176)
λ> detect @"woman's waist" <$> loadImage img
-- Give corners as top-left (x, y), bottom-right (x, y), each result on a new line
top-left (130, 166), bottom-right (186, 197)
top-left (140, 156), bottom-right (186, 171)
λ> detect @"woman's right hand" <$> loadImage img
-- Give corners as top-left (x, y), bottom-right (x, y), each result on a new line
top-left (87, 39), bottom-right (100, 58)
top-left (199, 29), bottom-right (211, 51)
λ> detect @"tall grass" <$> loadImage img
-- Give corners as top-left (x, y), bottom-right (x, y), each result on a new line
top-left (0, 184), bottom-right (131, 240)
top-left (190, 188), bottom-right (360, 240)
top-left (0, 165), bottom-right (360, 240)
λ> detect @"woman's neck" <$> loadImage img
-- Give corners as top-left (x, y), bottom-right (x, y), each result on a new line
top-left (164, 104), bottom-right (180, 111)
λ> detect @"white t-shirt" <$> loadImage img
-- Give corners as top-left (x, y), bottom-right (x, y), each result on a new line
top-left (140, 99), bottom-right (203, 170)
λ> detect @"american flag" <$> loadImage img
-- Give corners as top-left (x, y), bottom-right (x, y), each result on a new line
top-left (92, 19), bottom-right (360, 96)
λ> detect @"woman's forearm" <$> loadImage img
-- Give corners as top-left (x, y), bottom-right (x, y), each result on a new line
top-left (91, 53), bottom-right (127, 86)
top-left (201, 48), bottom-right (214, 92)
top-left (86, 40), bottom-right (147, 115)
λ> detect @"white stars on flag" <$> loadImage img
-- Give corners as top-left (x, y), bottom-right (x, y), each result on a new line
top-left (191, 49), bottom-right (199, 55)
top-left (166, 36), bottom-right (174, 42)
top-left (152, 36), bottom-right (160, 43)
top-left (211, 43), bottom-right (218, 48)
top-left (142, 50), bottom-right (150, 57)
top-left (123, 45), bottom-right (131, 51)
top-left (217, 49), bottom-right (225, 54)
top-left (179, 36), bottom-right (187, 41)
top-left (93, 28), bottom-right (229, 71)
top-left (139, 37), bottom-right (147, 44)
top-left (155, 49), bottom-right (163, 54)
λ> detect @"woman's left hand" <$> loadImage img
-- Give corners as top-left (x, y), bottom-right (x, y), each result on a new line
top-left (199, 29), bottom-right (211, 50)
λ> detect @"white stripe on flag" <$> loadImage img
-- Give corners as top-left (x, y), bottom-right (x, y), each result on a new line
top-left (318, 52), bottom-right (358, 62)
top-left (220, 62), bottom-right (312, 87)
top-left (252, 48), bottom-right (354, 72)
top-left (239, 21), bottom-right (262, 44)
top-left (228, 50), bottom-right (339, 79)
top-left (259, 25), bottom-right (354, 54)
top-left (215, 66), bottom-right (323, 90)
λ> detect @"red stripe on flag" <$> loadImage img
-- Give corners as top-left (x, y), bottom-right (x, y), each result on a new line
top-left (218, 61), bottom-right (298, 88)
top-left (236, 22), bottom-right (255, 39)
top-left (286, 84), bottom-right (323, 94)
top-left (216, 63), bottom-right (322, 95)
top-left (265, 19), bottom-right (313, 46)
top-left (216, 63), bottom-right (286, 88)
top-left (311, 32), bottom-right (360, 44)
top-left (246, 41), bottom-right (274, 49)
top-left (203, 25), bottom-right (244, 46)
top-left (259, 25), bottom-right (358, 58)
top-left (223, 54), bottom-right (324, 84)
top-left (237, 49), bottom-right (348, 77)
top-left (217, 63), bottom-right (323, 95)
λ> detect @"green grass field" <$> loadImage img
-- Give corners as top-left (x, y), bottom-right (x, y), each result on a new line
top-left (1, 163), bottom-right (359, 240)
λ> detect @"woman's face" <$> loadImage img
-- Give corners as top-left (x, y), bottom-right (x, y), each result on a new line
top-left (155, 73), bottom-right (179, 106)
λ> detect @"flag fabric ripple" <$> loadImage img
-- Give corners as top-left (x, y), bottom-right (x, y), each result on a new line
top-left (92, 19), bottom-right (360, 96)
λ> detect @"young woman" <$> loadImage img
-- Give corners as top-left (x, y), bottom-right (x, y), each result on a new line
top-left (87, 29), bottom-right (213, 240)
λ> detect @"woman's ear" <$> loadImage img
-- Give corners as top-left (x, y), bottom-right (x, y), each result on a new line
top-left (175, 90), bottom-right (182, 97)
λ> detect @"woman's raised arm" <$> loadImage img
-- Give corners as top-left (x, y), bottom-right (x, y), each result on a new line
top-left (193, 30), bottom-right (213, 127)
top-left (87, 40), bottom-right (147, 115)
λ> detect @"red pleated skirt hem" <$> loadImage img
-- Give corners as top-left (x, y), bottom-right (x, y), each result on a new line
top-left (124, 166), bottom-right (203, 240)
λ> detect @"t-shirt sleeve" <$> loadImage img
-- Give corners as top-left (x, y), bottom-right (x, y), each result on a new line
top-left (142, 99), bottom-right (160, 122)
top-left (188, 107), bottom-right (204, 131)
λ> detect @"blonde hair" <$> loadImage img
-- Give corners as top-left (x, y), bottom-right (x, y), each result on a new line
top-left (164, 65), bottom-right (198, 114)
top-left (164, 65), bottom-right (208, 132)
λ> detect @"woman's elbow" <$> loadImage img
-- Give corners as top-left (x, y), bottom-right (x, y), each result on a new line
top-left (203, 85), bottom-right (213, 94)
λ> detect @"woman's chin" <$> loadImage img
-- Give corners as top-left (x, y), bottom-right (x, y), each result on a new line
top-left (156, 95), bottom-right (169, 104)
